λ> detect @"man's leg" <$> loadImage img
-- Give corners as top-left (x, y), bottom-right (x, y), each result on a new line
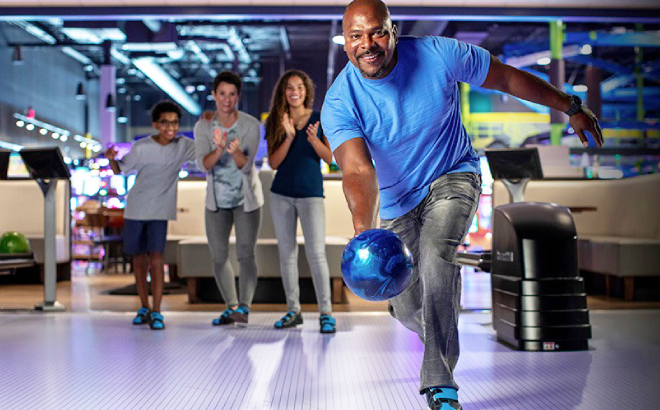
top-left (132, 253), bottom-right (150, 309)
top-left (417, 173), bottom-right (481, 392)
top-left (145, 220), bottom-right (168, 313)
top-left (149, 252), bottom-right (164, 312)
top-left (123, 219), bottom-right (150, 310)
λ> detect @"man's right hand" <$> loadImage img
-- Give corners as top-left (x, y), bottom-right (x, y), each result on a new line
top-left (105, 146), bottom-right (117, 160)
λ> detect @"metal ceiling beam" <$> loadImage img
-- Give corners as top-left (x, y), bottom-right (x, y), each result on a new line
top-left (504, 45), bottom-right (580, 68)
top-left (567, 55), bottom-right (660, 83)
top-left (132, 57), bottom-right (201, 115)
top-left (601, 75), bottom-right (635, 94)
top-left (279, 26), bottom-right (291, 61)
top-left (565, 31), bottom-right (660, 47)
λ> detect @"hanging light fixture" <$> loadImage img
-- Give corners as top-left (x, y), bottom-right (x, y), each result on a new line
top-left (75, 82), bottom-right (86, 100)
top-left (117, 109), bottom-right (128, 123)
top-left (105, 94), bottom-right (116, 112)
top-left (12, 45), bottom-right (23, 65)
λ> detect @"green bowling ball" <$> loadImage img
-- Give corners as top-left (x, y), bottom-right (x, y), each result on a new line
top-left (0, 231), bottom-right (31, 254)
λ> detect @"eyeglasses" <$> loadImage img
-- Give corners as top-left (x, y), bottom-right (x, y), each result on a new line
top-left (157, 120), bottom-right (179, 127)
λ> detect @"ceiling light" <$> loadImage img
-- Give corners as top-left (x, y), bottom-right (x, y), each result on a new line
top-left (16, 22), bottom-right (56, 44)
top-left (61, 27), bottom-right (126, 44)
top-left (122, 42), bottom-right (178, 52)
top-left (167, 49), bottom-right (185, 60)
top-left (26, 124), bottom-right (35, 131)
top-left (40, 128), bottom-right (48, 135)
top-left (536, 57), bottom-right (551, 66)
top-left (12, 45), bottom-right (23, 65)
top-left (60, 135), bottom-right (68, 142)
top-left (117, 109), bottom-right (128, 123)
top-left (573, 85), bottom-right (588, 92)
top-left (75, 82), bottom-right (86, 100)
top-left (185, 85), bottom-right (196, 93)
top-left (132, 57), bottom-right (201, 115)
top-left (105, 94), bottom-right (116, 112)
top-left (332, 35), bottom-right (345, 45)
top-left (579, 44), bottom-right (592, 55)
top-left (16, 120), bottom-right (24, 127)
top-left (196, 85), bottom-right (206, 92)
top-left (110, 48), bottom-right (131, 65)
top-left (80, 142), bottom-right (87, 148)
top-left (52, 132), bottom-right (60, 139)
top-left (62, 47), bottom-right (94, 66)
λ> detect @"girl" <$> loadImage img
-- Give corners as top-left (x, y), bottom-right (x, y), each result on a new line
top-left (265, 70), bottom-right (336, 334)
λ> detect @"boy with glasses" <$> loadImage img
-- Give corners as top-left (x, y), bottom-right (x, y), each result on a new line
top-left (106, 100), bottom-right (195, 330)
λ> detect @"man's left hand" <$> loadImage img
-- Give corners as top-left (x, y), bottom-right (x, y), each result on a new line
top-left (569, 106), bottom-right (604, 147)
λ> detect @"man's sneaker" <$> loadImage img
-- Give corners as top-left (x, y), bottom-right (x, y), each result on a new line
top-left (425, 387), bottom-right (461, 410)
top-left (229, 305), bottom-right (249, 327)
top-left (132, 307), bottom-right (150, 325)
top-left (149, 312), bottom-right (165, 330)
top-left (274, 310), bottom-right (303, 329)
top-left (319, 314), bottom-right (336, 334)
top-left (212, 308), bottom-right (235, 326)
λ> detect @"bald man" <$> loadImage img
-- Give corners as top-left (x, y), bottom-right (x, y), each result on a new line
top-left (321, 1), bottom-right (602, 409)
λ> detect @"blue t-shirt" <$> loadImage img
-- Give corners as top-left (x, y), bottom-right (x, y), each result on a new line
top-left (270, 111), bottom-right (324, 198)
top-left (321, 36), bottom-right (490, 219)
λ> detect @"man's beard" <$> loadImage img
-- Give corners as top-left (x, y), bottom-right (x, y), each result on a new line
top-left (359, 63), bottom-right (386, 79)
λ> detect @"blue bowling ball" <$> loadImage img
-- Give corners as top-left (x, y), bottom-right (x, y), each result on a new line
top-left (341, 229), bottom-right (414, 301)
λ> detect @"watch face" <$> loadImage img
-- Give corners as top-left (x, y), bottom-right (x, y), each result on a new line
top-left (567, 95), bottom-right (583, 116)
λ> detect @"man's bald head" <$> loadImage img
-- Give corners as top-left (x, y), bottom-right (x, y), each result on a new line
top-left (343, 0), bottom-right (392, 33)
top-left (341, 0), bottom-right (398, 79)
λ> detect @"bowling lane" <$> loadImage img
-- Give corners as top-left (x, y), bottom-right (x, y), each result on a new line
top-left (1, 310), bottom-right (658, 410)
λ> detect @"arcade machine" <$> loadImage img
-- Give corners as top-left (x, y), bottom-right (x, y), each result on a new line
top-left (458, 148), bottom-right (591, 351)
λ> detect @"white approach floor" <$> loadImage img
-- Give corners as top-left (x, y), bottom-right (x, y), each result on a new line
top-left (1, 310), bottom-right (659, 410)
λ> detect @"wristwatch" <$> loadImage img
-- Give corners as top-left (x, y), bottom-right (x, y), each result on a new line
top-left (565, 95), bottom-right (583, 116)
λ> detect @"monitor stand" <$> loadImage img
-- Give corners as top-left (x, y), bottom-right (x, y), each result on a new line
top-left (485, 147), bottom-right (544, 203)
top-left (33, 179), bottom-right (65, 312)
top-left (19, 148), bottom-right (71, 312)
top-left (501, 178), bottom-right (531, 203)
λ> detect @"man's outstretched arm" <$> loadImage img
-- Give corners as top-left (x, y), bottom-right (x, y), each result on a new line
top-left (334, 138), bottom-right (379, 236)
top-left (481, 55), bottom-right (603, 147)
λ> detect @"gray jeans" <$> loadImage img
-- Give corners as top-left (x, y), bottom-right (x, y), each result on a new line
top-left (270, 193), bottom-right (332, 314)
top-left (205, 206), bottom-right (262, 308)
top-left (381, 172), bottom-right (481, 393)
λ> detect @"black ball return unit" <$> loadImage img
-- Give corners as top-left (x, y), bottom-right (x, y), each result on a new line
top-left (457, 148), bottom-right (591, 351)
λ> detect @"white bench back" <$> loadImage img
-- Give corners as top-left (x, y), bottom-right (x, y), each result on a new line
top-left (0, 179), bottom-right (70, 236)
top-left (493, 173), bottom-right (660, 240)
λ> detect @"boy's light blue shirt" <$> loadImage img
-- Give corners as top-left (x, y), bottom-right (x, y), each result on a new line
top-left (321, 36), bottom-right (490, 219)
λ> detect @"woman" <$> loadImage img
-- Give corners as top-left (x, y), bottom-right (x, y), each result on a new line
top-left (265, 70), bottom-right (336, 333)
top-left (194, 71), bottom-right (263, 326)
